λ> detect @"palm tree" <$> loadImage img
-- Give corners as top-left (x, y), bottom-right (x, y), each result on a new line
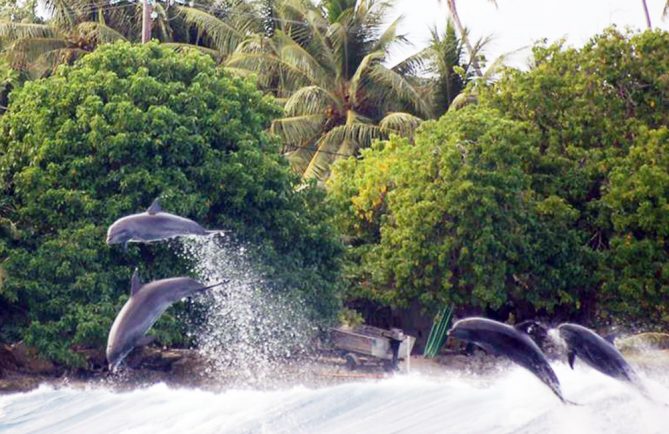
top-left (397, 18), bottom-right (479, 117)
top-left (227, 0), bottom-right (429, 180)
top-left (0, 0), bottom-right (267, 78)
top-left (440, 0), bottom-right (497, 77)
top-left (641, 0), bottom-right (652, 28)
top-left (0, 19), bottom-right (126, 78)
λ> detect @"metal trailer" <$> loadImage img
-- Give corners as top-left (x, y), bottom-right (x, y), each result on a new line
top-left (330, 325), bottom-right (416, 372)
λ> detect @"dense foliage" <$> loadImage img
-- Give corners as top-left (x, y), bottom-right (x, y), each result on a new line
top-left (229, 0), bottom-right (429, 180)
top-left (1, 1), bottom-right (475, 182)
top-left (0, 41), bottom-right (342, 366)
top-left (329, 28), bottom-right (669, 326)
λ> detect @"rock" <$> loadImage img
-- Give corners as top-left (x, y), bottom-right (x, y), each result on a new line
top-left (170, 350), bottom-right (206, 378)
top-left (127, 347), bottom-right (187, 372)
top-left (0, 344), bottom-right (18, 377)
top-left (73, 347), bottom-right (107, 372)
top-left (0, 375), bottom-right (42, 393)
top-left (10, 343), bottom-right (60, 375)
top-left (616, 332), bottom-right (669, 354)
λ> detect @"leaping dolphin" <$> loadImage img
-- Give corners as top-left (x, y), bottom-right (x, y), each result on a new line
top-left (106, 270), bottom-right (224, 371)
top-left (106, 198), bottom-right (219, 249)
top-left (448, 317), bottom-right (571, 404)
top-left (557, 323), bottom-right (639, 384)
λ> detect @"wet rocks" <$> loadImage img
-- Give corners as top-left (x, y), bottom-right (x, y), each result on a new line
top-left (616, 332), bottom-right (669, 353)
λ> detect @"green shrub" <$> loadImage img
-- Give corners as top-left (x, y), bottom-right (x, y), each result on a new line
top-left (329, 108), bottom-right (593, 317)
top-left (329, 28), bottom-right (669, 326)
top-left (0, 41), bottom-right (342, 366)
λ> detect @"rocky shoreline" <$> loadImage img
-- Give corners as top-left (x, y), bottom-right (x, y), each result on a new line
top-left (0, 341), bottom-right (492, 395)
top-left (3, 333), bottom-right (669, 395)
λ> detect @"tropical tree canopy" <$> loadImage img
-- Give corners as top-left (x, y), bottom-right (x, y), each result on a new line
top-left (0, 0), bottom-right (268, 78)
top-left (228, 0), bottom-right (430, 180)
top-left (329, 28), bottom-right (669, 327)
top-left (0, 41), bottom-right (343, 366)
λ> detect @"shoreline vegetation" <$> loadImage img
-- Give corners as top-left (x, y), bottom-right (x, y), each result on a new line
top-left (1, 1), bottom-right (668, 381)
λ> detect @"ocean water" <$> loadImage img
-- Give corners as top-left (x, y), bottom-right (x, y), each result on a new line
top-left (1, 363), bottom-right (667, 434)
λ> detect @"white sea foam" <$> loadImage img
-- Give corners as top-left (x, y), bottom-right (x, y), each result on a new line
top-left (1, 364), bottom-right (667, 434)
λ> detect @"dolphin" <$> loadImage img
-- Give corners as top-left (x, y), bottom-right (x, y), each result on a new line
top-left (106, 198), bottom-right (219, 249)
top-left (106, 270), bottom-right (224, 371)
top-left (557, 323), bottom-right (639, 384)
top-left (448, 317), bottom-right (571, 404)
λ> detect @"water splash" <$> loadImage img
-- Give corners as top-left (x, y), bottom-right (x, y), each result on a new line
top-left (177, 234), bottom-right (315, 385)
top-left (2, 364), bottom-right (668, 434)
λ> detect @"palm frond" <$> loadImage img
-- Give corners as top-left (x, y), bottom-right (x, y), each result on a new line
top-left (372, 16), bottom-right (405, 54)
top-left (349, 50), bottom-right (384, 106)
top-left (285, 146), bottom-right (317, 175)
top-left (303, 121), bottom-right (382, 180)
top-left (326, 21), bottom-right (350, 81)
top-left (449, 92), bottom-right (477, 110)
top-left (283, 85), bottom-right (340, 116)
top-left (271, 113), bottom-right (326, 148)
top-left (391, 46), bottom-right (432, 76)
top-left (366, 60), bottom-right (433, 117)
top-left (33, 47), bottom-right (87, 77)
top-left (226, 51), bottom-right (315, 90)
top-left (42, 0), bottom-right (80, 29)
top-left (161, 42), bottom-right (223, 61)
top-left (273, 29), bottom-right (329, 88)
top-left (0, 21), bottom-right (60, 40)
top-left (5, 37), bottom-right (69, 70)
top-left (74, 22), bottom-right (126, 44)
top-left (179, 6), bottom-right (246, 55)
top-left (379, 112), bottom-right (422, 140)
top-left (151, 3), bottom-right (174, 42)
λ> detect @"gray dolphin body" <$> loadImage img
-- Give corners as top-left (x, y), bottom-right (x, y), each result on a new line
top-left (448, 317), bottom-right (569, 403)
top-left (558, 323), bottom-right (639, 383)
top-left (106, 199), bottom-right (215, 248)
top-left (106, 271), bottom-right (220, 371)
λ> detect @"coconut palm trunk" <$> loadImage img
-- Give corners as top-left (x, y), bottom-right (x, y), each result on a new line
top-left (641, 0), bottom-right (652, 28)
top-left (445, 0), bottom-right (483, 76)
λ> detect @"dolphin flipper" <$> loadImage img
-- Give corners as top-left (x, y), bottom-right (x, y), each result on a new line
top-left (130, 269), bottom-right (142, 296)
top-left (563, 398), bottom-right (583, 406)
top-left (567, 350), bottom-right (576, 369)
top-left (474, 342), bottom-right (497, 355)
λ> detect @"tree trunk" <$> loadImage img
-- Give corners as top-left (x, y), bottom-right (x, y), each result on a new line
top-left (446, 0), bottom-right (483, 77)
top-left (641, 0), bottom-right (652, 29)
top-left (142, 0), bottom-right (153, 43)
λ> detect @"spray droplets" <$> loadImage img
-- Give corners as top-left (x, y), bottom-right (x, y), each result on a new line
top-left (178, 234), bottom-right (314, 385)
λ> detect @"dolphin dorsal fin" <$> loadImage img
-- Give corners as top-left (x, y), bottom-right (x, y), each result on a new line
top-left (147, 198), bottom-right (162, 215)
top-left (130, 269), bottom-right (142, 296)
